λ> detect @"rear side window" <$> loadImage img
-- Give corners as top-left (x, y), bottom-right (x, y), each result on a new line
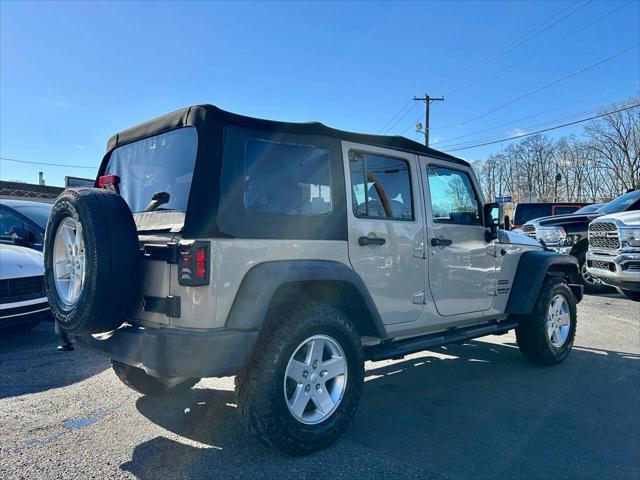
top-left (513, 204), bottom-right (552, 225)
top-left (244, 139), bottom-right (332, 215)
top-left (427, 166), bottom-right (481, 225)
top-left (554, 206), bottom-right (581, 215)
top-left (349, 151), bottom-right (413, 220)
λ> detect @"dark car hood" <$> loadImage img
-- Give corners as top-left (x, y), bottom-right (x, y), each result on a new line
top-left (527, 212), bottom-right (602, 227)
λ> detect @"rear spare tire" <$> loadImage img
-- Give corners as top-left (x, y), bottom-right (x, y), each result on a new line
top-left (44, 188), bottom-right (142, 335)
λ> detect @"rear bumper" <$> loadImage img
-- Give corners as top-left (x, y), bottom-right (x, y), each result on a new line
top-left (71, 325), bottom-right (258, 378)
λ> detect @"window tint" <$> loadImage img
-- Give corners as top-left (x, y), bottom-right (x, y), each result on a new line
top-left (427, 166), bottom-right (481, 225)
top-left (349, 151), bottom-right (413, 220)
top-left (513, 204), bottom-right (552, 225)
top-left (244, 139), bottom-right (331, 215)
top-left (106, 127), bottom-right (198, 213)
top-left (554, 206), bottom-right (580, 216)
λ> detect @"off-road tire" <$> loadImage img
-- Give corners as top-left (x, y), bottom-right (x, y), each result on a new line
top-left (111, 360), bottom-right (200, 396)
top-left (235, 301), bottom-right (364, 455)
top-left (516, 277), bottom-right (577, 365)
top-left (617, 288), bottom-right (640, 302)
top-left (44, 188), bottom-right (142, 335)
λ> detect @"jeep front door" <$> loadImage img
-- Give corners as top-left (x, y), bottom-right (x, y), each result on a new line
top-left (422, 162), bottom-right (495, 316)
top-left (344, 143), bottom-right (426, 325)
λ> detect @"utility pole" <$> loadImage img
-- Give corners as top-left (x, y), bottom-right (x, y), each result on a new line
top-left (413, 94), bottom-right (444, 147)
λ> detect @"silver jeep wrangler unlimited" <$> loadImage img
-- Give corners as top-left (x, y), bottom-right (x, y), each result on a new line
top-left (44, 105), bottom-right (583, 454)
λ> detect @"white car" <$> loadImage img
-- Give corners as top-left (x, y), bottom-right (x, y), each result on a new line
top-left (0, 243), bottom-right (50, 331)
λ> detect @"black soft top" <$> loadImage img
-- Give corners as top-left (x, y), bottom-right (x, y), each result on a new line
top-left (105, 104), bottom-right (468, 166)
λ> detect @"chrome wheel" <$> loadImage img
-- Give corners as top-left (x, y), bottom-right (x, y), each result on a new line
top-left (53, 217), bottom-right (86, 307)
top-left (283, 334), bottom-right (348, 425)
top-left (581, 262), bottom-right (597, 285)
top-left (546, 294), bottom-right (571, 347)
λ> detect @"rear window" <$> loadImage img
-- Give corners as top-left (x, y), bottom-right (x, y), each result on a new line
top-left (554, 206), bottom-right (581, 216)
top-left (244, 139), bottom-right (332, 215)
top-left (105, 127), bottom-right (198, 213)
top-left (514, 204), bottom-right (552, 225)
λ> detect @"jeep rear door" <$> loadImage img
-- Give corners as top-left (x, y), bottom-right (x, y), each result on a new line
top-left (343, 142), bottom-right (426, 325)
top-left (421, 160), bottom-right (496, 316)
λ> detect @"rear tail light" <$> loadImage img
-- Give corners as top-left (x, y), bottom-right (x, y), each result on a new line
top-left (98, 174), bottom-right (120, 193)
top-left (178, 241), bottom-right (210, 286)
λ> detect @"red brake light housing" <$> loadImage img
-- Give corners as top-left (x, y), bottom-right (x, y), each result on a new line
top-left (98, 174), bottom-right (120, 193)
top-left (178, 241), bottom-right (210, 286)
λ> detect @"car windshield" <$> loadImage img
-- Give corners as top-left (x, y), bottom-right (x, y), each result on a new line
top-left (13, 203), bottom-right (53, 228)
top-left (105, 127), bottom-right (198, 213)
top-left (575, 204), bottom-right (601, 214)
top-left (598, 191), bottom-right (640, 214)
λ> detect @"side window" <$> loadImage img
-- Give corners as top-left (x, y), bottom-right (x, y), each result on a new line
top-left (0, 211), bottom-right (23, 239)
top-left (349, 151), bottom-right (413, 220)
top-left (244, 139), bottom-right (332, 215)
top-left (427, 166), bottom-right (481, 225)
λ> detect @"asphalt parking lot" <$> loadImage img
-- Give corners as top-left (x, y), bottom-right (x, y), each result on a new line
top-left (1, 293), bottom-right (638, 480)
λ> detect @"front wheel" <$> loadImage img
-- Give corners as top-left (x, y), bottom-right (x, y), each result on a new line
top-left (516, 277), bottom-right (577, 365)
top-left (577, 253), bottom-right (608, 294)
top-left (236, 301), bottom-right (364, 455)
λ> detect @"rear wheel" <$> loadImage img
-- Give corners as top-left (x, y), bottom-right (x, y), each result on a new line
top-left (516, 277), bottom-right (577, 365)
top-left (236, 301), bottom-right (364, 455)
top-left (111, 360), bottom-right (200, 396)
top-left (616, 288), bottom-right (640, 302)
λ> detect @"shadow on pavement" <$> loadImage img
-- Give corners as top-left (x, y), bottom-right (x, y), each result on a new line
top-left (0, 322), bottom-right (109, 399)
top-left (124, 339), bottom-right (640, 480)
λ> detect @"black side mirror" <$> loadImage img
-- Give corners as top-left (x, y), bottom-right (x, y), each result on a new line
top-left (483, 203), bottom-right (500, 242)
top-left (503, 215), bottom-right (511, 231)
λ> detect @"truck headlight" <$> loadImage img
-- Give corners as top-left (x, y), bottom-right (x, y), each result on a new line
top-left (536, 226), bottom-right (566, 245)
top-left (620, 228), bottom-right (640, 247)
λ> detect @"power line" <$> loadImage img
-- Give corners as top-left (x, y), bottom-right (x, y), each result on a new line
top-left (379, 100), bottom-right (413, 133)
top-left (433, 81), bottom-right (639, 147)
top-left (0, 156), bottom-right (98, 170)
top-left (446, 0), bottom-right (634, 97)
top-left (381, 102), bottom-right (419, 134)
top-left (443, 43), bottom-right (639, 128)
top-left (444, 103), bottom-right (639, 152)
top-left (383, 1), bottom-right (588, 135)
top-left (434, 0), bottom-right (590, 91)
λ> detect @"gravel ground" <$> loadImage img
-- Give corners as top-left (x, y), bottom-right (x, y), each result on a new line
top-left (1, 293), bottom-right (638, 480)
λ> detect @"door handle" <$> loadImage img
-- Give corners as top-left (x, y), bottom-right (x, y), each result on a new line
top-left (431, 237), bottom-right (453, 247)
top-left (358, 236), bottom-right (386, 246)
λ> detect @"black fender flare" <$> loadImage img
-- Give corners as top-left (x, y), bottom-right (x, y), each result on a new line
top-left (224, 260), bottom-right (387, 338)
top-left (506, 251), bottom-right (581, 315)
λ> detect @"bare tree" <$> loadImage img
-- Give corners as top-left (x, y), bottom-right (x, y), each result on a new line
top-left (586, 98), bottom-right (640, 194)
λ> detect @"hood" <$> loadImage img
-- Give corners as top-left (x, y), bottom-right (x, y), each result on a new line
top-left (594, 210), bottom-right (640, 226)
top-left (498, 229), bottom-right (543, 248)
top-left (526, 212), bottom-right (601, 228)
top-left (0, 244), bottom-right (45, 280)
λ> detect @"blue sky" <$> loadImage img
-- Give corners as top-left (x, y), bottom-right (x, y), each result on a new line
top-left (1, 0), bottom-right (638, 186)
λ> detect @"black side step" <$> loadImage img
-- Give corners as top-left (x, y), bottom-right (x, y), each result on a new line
top-left (367, 320), bottom-right (519, 361)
